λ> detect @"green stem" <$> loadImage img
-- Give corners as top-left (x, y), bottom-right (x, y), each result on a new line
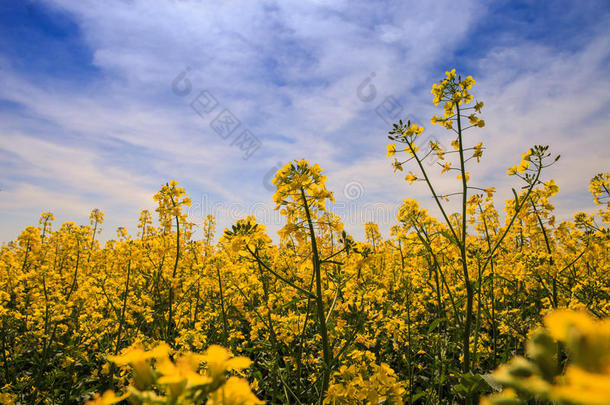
top-left (456, 101), bottom-right (473, 375)
top-left (115, 248), bottom-right (132, 354)
top-left (300, 187), bottom-right (332, 404)
top-left (167, 194), bottom-right (181, 345)
top-left (216, 263), bottom-right (229, 344)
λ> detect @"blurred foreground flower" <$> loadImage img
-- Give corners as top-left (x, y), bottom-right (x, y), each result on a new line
top-left (482, 310), bottom-right (610, 405)
top-left (88, 344), bottom-right (262, 405)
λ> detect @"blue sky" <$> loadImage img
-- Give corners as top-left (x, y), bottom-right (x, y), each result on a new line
top-left (1, 0), bottom-right (609, 242)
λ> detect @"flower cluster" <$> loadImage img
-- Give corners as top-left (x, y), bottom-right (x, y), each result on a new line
top-left (387, 69), bottom-right (489, 193)
top-left (88, 344), bottom-right (262, 405)
top-left (325, 350), bottom-right (405, 404)
top-left (154, 180), bottom-right (192, 234)
top-left (482, 310), bottom-right (610, 405)
top-left (430, 69), bottom-right (483, 130)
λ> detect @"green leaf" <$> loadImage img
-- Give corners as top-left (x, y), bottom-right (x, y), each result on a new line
top-left (427, 317), bottom-right (444, 334)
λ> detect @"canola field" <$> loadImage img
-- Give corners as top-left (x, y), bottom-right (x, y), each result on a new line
top-left (1, 71), bottom-right (609, 405)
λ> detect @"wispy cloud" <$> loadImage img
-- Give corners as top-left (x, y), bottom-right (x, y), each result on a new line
top-left (0, 0), bottom-right (608, 242)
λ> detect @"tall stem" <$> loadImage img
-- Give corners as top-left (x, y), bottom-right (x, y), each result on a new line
top-left (479, 203), bottom-right (497, 366)
top-left (300, 188), bottom-right (332, 403)
top-left (456, 102), bottom-right (473, 374)
top-left (115, 247), bottom-right (132, 354)
top-left (167, 195), bottom-right (181, 345)
top-left (216, 263), bottom-right (229, 344)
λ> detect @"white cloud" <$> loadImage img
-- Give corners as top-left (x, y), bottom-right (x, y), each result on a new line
top-left (0, 0), bottom-right (608, 242)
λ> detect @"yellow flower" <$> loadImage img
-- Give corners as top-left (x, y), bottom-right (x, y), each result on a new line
top-left (545, 179), bottom-right (560, 196)
top-left (386, 143), bottom-right (397, 157)
top-left (405, 172), bottom-right (418, 184)
top-left (473, 142), bottom-right (483, 162)
top-left (457, 172), bottom-right (470, 182)
top-left (406, 145), bottom-right (419, 156)
top-left (208, 376), bottom-right (264, 405)
top-left (403, 123), bottom-right (424, 137)
top-left (108, 344), bottom-right (170, 366)
top-left (432, 115), bottom-right (453, 129)
top-left (443, 101), bottom-right (455, 117)
top-left (545, 310), bottom-right (595, 344)
top-left (460, 75), bottom-right (475, 90)
top-left (551, 366), bottom-right (610, 405)
top-left (108, 344), bottom-right (170, 389)
top-left (411, 123), bottom-right (424, 135)
top-left (517, 161), bottom-right (529, 173)
top-left (484, 187), bottom-right (495, 199)
top-left (199, 345), bottom-right (252, 380)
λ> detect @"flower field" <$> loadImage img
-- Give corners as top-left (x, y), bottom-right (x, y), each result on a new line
top-left (1, 71), bottom-right (609, 404)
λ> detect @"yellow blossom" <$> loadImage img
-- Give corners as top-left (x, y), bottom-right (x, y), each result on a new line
top-left (405, 172), bottom-right (418, 184)
top-left (386, 143), bottom-right (397, 157)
